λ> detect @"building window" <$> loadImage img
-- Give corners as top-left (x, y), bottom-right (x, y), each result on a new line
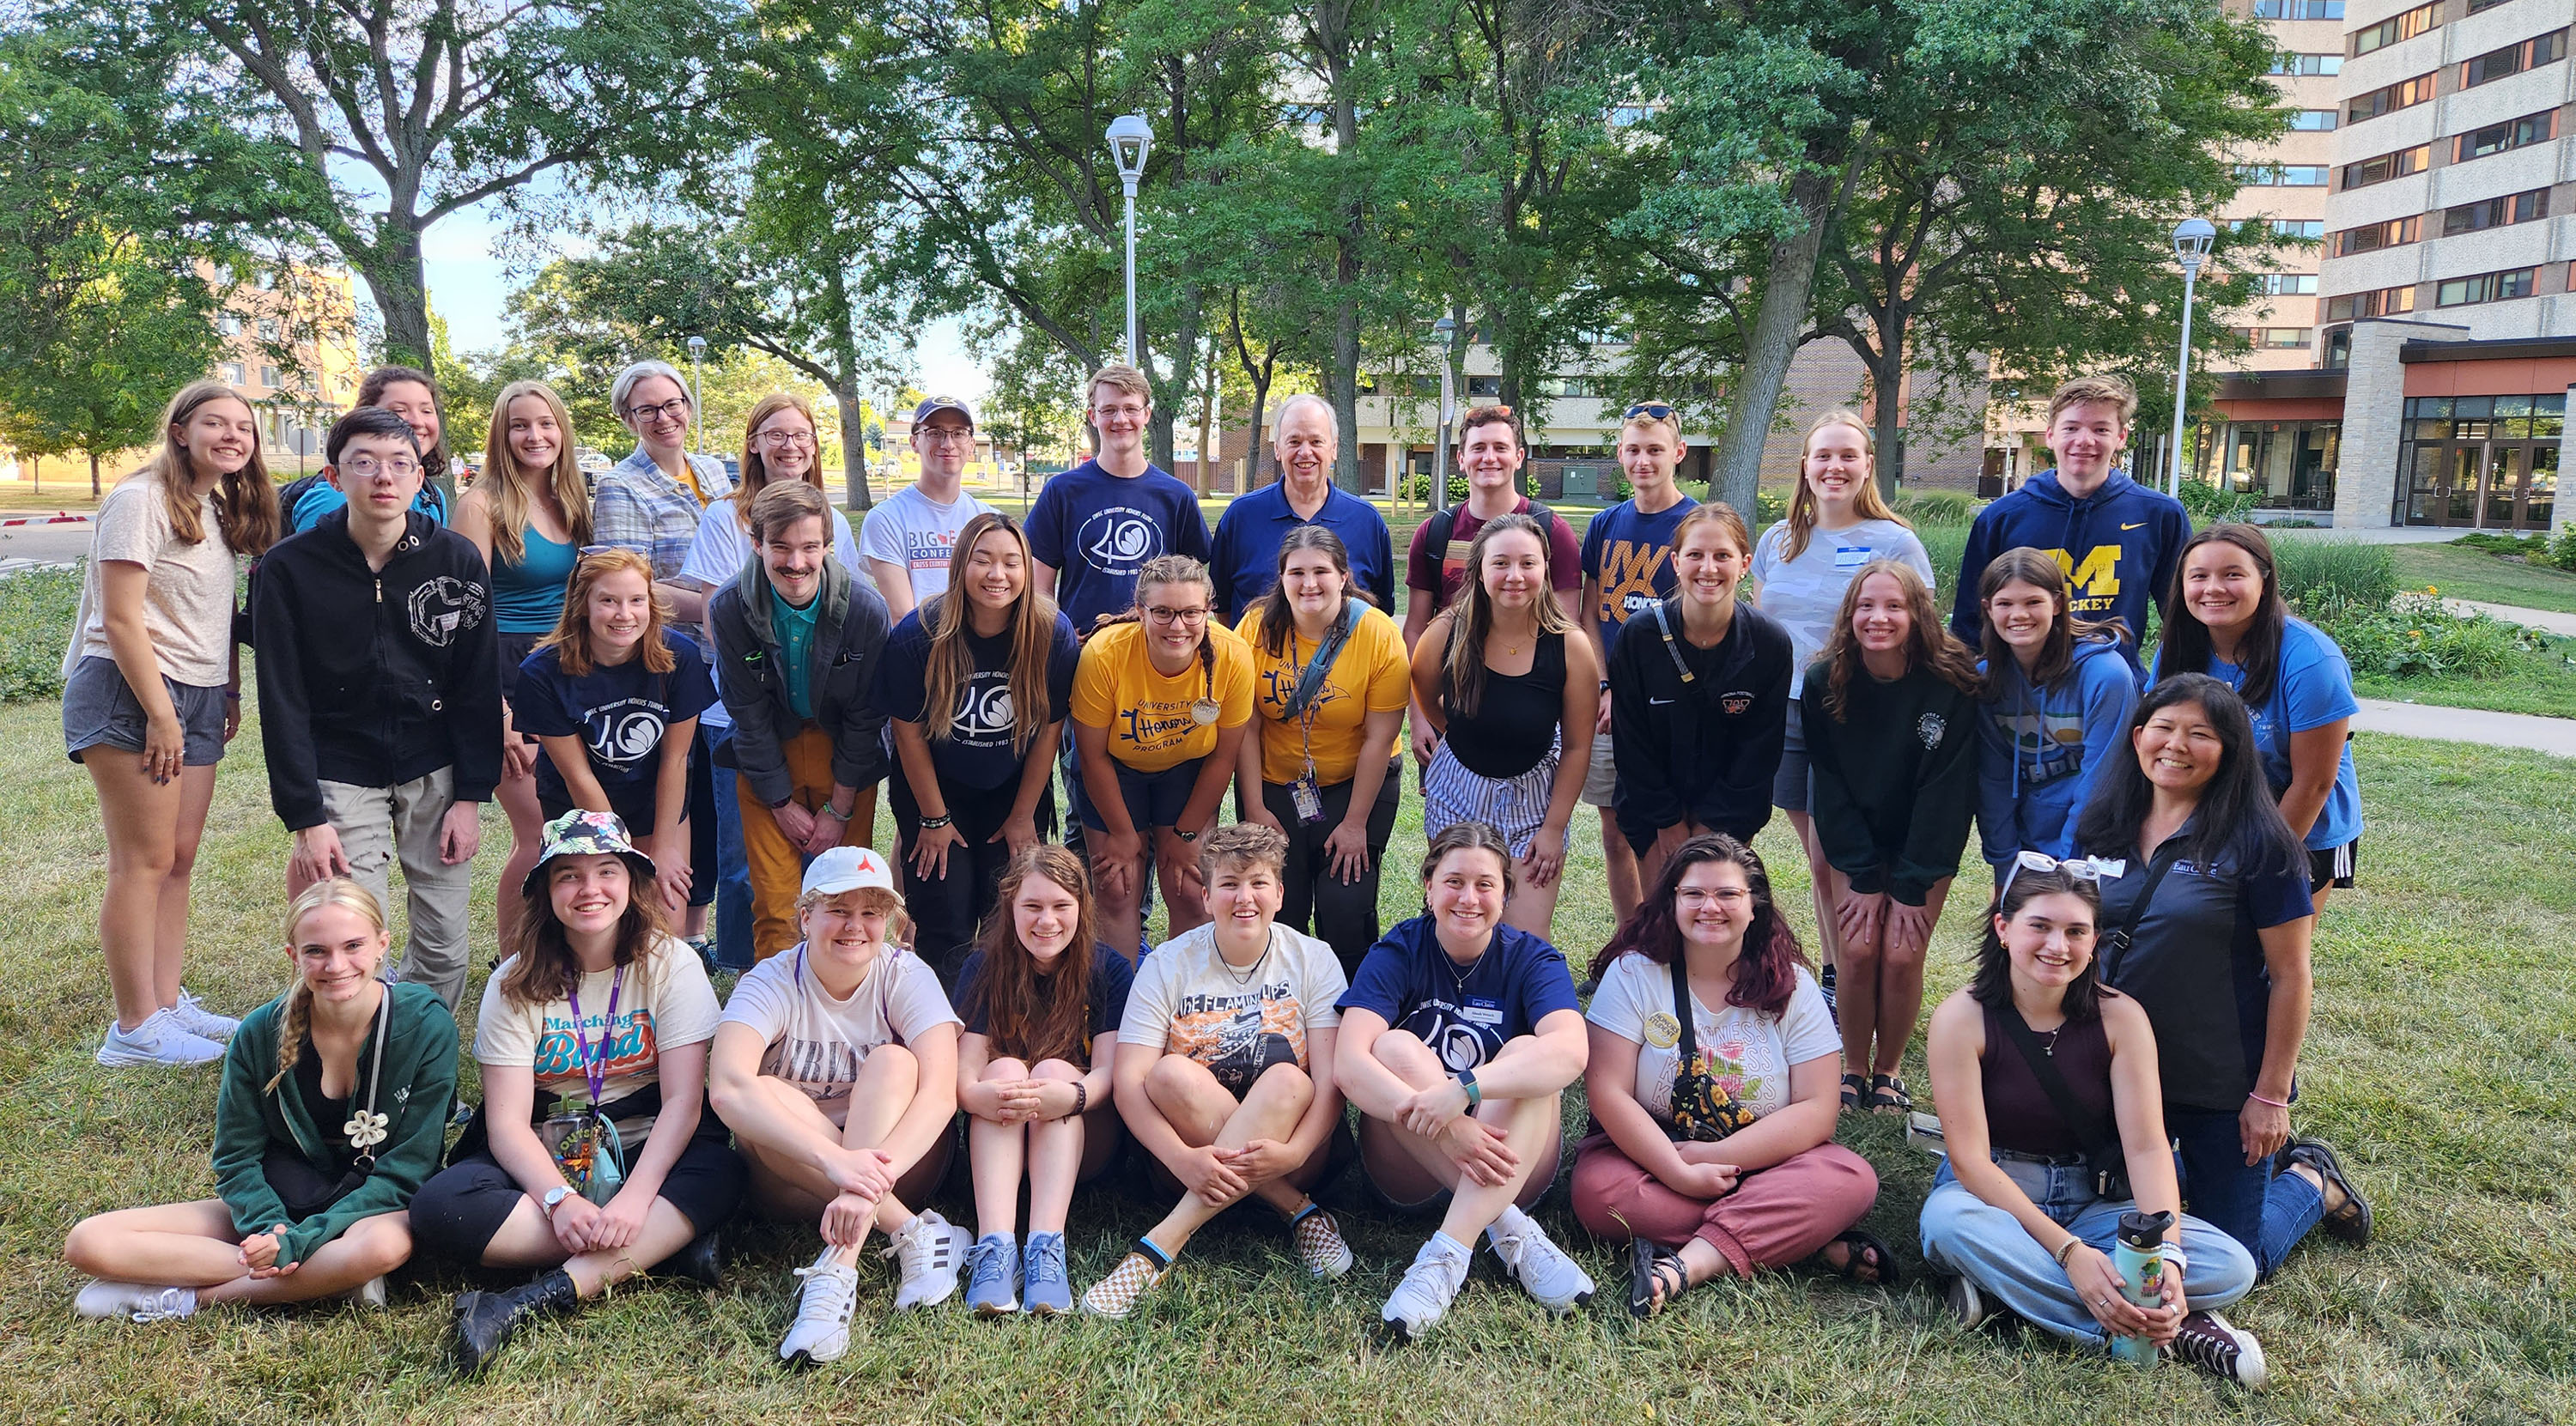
top-left (2324, 285), bottom-right (2416, 320)
top-left (2288, 109), bottom-right (2339, 130)
top-left (2444, 188), bottom-right (2551, 235)
top-left (2466, 0), bottom-right (2509, 11)
top-left (2221, 420), bottom-right (2338, 511)
top-left (255, 318), bottom-right (279, 340)
top-left (258, 365), bottom-right (281, 388)
top-left (2350, 3), bottom-right (2436, 57)
top-left (2269, 53), bottom-right (2342, 76)
top-left (1536, 376), bottom-right (1598, 398)
top-left (2254, 0), bottom-right (2342, 16)
top-left (2254, 273), bottom-right (2321, 295)
top-left (2341, 144), bottom-right (2428, 189)
top-left (2332, 216), bottom-right (2419, 256)
top-left (2273, 219), bottom-right (2325, 240)
top-left (2461, 28), bottom-right (2567, 88)
top-left (216, 315), bottom-right (240, 337)
top-left (2260, 328), bottom-right (2315, 349)
top-left (2345, 73), bottom-right (2436, 124)
top-left (219, 362), bottom-right (246, 385)
top-left (2456, 111), bottom-right (2556, 162)
top-left (1466, 375), bottom-right (1502, 398)
top-left (2398, 395), bottom-right (2563, 529)
top-left (2435, 267), bottom-right (2539, 306)
top-left (2238, 163), bottom-right (2330, 185)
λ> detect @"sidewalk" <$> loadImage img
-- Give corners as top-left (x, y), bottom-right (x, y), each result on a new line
top-left (2357, 699), bottom-right (2576, 758)
top-left (2444, 598), bottom-right (2576, 638)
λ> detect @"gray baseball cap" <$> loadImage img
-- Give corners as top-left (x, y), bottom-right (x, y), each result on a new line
top-left (912, 396), bottom-right (975, 429)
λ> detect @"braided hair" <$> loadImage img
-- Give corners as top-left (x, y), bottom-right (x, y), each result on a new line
top-left (266, 877), bottom-right (391, 1094)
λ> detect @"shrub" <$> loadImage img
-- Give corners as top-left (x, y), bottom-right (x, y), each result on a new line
top-left (1892, 488), bottom-right (1979, 525)
top-left (2178, 477), bottom-right (2257, 524)
top-left (2312, 590), bottom-right (2545, 680)
top-left (0, 563), bottom-right (82, 703)
top-left (2551, 527), bottom-right (2576, 573)
top-left (1396, 471), bottom-right (1471, 504)
top-left (2274, 537), bottom-right (2397, 612)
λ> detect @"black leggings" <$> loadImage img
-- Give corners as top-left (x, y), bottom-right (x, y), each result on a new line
top-left (891, 765), bottom-right (1054, 990)
top-left (1259, 768), bottom-right (1400, 979)
top-left (409, 1115), bottom-right (746, 1265)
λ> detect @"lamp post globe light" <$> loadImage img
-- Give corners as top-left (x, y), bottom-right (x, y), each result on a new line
top-left (1431, 314), bottom-right (1458, 515)
top-left (1106, 113), bottom-right (1152, 367)
top-left (686, 334), bottom-right (708, 454)
top-left (2166, 216), bottom-right (2215, 498)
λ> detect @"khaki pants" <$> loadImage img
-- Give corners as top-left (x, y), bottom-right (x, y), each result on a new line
top-left (318, 768), bottom-right (472, 1010)
top-left (737, 724), bottom-right (878, 960)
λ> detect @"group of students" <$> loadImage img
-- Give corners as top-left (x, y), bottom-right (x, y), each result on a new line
top-left (58, 361), bottom-right (2371, 1385)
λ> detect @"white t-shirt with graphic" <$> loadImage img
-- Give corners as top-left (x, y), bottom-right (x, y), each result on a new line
top-left (720, 943), bottom-right (961, 1126)
top-left (860, 484), bottom-right (999, 604)
top-left (474, 937), bottom-right (723, 1142)
top-left (1119, 923), bottom-right (1346, 1078)
top-left (1584, 953), bottom-right (1838, 1126)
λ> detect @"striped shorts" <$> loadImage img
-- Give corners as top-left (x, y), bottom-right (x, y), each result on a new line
top-left (1421, 736), bottom-right (1562, 860)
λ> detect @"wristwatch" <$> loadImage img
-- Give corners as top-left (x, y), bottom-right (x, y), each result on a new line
top-left (1176, 828), bottom-right (1199, 842)
top-left (1456, 1065), bottom-right (1484, 1108)
top-left (543, 1185), bottom-right (574, 1213)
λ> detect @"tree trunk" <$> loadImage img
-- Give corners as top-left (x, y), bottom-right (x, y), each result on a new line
top-left (1241, 371), bottom-right (1273, 492)
top-left (1195, 335), bottom-right (1218, 495)
top-left (88, 449), bottom-right (100, 499)
top-left (1710, 167), bottom-right (1843, 522)
top-left (833, 385), bottom-right (872, 512)
top-left (356, 218), bottom-right (434, 368)
top-left (1323, 4), bottom-right (1364, 495)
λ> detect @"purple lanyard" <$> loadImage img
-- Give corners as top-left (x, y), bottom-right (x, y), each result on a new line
top-left (565, 965), bottom-right (626, 1109)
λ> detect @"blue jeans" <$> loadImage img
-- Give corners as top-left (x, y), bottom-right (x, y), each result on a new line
top-left (708, 728), bottom-right (755, 971)
top-left (2166, 1105), bottom-right (2326, 1279)
top-left (1919, 1157), bottom-right (2256, 1346)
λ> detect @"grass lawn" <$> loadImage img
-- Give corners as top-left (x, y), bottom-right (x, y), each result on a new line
top-left (2389, 542), bottom-right (2576, 616)
top-left (3, 679), bottom-right (2573, 1421)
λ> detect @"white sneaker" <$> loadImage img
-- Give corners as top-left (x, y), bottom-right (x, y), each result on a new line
top-left (1487, 1208), bottom-right (1595, 1314)
top-left (94, 1009), bottom-right (225, 1068)
top-left (75, 1280), bottom-right (197, 1323)
top-left (883, 1211), bottom-right (965, 1310)
top-left (171, 990), bottom-right (240, 1042)
top-left (1381, 1235), bottom-right (1473, 1339)
top-left (351, 1276), bottom-right (387, 1310)
top-left (779, 1250), bottom-right (860, 1365)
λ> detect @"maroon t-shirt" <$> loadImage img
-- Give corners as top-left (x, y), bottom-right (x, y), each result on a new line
top-left (1404, 497), bottom-right (1585, 612)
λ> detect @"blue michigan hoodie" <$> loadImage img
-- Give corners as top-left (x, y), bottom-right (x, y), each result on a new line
top-left (1948, 470), bottom-right (2191, 672)
top-left (1974, 636), bottom-right (2139, 865)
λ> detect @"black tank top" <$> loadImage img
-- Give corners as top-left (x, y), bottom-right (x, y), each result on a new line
top-left (1978, 1001), bottom-right (2114, 1160)
top-left (1443, 630), bottom-right (1566, 779)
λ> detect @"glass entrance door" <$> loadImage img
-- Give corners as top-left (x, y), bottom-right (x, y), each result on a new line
top-left (2483, 446), bottom-right (2524, 528)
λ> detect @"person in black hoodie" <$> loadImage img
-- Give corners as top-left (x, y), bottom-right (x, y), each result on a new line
top-left (706, 481), bottom-right (892, 960)
top-left (253, 407), bottom-right (501, 1011)
top-left (1801, 558), bottom-right (1978, 1118)
top-left (1608, 504), bottom-right (1792, 889)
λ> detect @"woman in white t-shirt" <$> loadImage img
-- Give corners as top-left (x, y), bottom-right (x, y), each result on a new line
top-left (707, 845), bottom-right (963, 1365)
top-left (1748, 410), bottom-right (1935, 1009)
top-left (1571, 834), bottom-right (1890, 1318)
top-left (409, 810), bottom-right (743, 1374)
top-left (1077, 823), bottom-right (1355, 1319)
top-left (66, 380), bottom-right (282, 1067)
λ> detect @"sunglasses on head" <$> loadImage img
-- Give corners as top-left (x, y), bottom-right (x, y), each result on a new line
top-left (2000, 850), bottom-right (2127, 900)
top-left (1624, 401), bottom-right (1677, 422)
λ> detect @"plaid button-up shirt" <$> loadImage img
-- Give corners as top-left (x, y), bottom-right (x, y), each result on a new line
top-left (592, 447), bottom-right (734, 580)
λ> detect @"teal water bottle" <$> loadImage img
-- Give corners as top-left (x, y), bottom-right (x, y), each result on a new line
top-left (2109, 1209), bottom-right (2176, 1367)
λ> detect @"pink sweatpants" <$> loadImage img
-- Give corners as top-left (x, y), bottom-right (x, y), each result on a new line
top-left (1570, 1133), bottom-right (1879, 1278)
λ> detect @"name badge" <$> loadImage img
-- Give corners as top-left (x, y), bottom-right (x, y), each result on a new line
top-left (1461, 997), bottom-right (1503, 1026)
top-left (1832, 544), bottom-right (1871, 572)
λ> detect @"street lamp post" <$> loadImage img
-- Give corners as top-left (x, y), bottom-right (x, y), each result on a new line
top-left (2166, 217), bottom-right (2215, 497)
top-left (686, 335), bottom-right (708, 455)
top-left (1106, 114), bottom-right (1152, 367)
top-left (1430, 314), bottom-right (1457, 516)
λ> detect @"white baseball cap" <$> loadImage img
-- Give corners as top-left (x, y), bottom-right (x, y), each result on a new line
top-left (801, 846), bottom-right (898, 900)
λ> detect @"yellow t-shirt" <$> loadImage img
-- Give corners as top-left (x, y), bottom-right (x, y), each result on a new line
top-left (1071, 620), bottom-right (1255, 773)
top-left (1237, 604), bottom-right (1413, 786)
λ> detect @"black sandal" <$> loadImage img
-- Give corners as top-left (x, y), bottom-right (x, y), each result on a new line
top-left (1626, 1238), bottom-right (1688, 1319)
top-left (2287, 1138), bottom-right (2372, 1247)
top-left (1819, 1229), bottom-right (1902, 1289)
top-left (1840, 1073), bottom-right (1868, 1113)
top-left (1866, 1073), bottom-right (1911, 1116)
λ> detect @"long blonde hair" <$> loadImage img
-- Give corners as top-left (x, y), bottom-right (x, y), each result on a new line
top-left (267, 877), bottom-right (390, 1094)
top-left (136, 379), bottom-right (280, 557)
top-left (479, 379), bottom-right (594, 564)
top-left (1782, 408), bottom-right (1906, 561)
top-left (920, 513), bottom-right (1060, 753)
top-left (730, 392), bottom-right (825, 531)
top-left (1439, 513), bottom-right (1575, 719)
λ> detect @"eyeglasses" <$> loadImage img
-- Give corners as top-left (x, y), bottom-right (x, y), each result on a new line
top-left (1674, 886), bottom-right (1751, 907)
top-left (340, 456), bottom-right (419, 480)
top-left (917, 427), bottom-right (974, 446)
top-left (626, 397), bottom-right (691, 424)
top-left (1999, 850), bottom-right (2127, 898)
top-left (1145, 605), bottom-right (1209, 627)
top-left (1625, 401), bottom-right (1677, 422)
top-left (756, 427), bottom-right (814, 447)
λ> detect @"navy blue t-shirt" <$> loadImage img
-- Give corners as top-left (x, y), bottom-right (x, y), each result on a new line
top-left (873, 604), bottom-right (1081, 791)
top-left (513, 630), bottom-right (718, 810)
top-left (955, 943), bottom-right (1135, 1067)
top-left (1025, 460), bottom-right (1213, 640)
top-left (1579, 495), bottom-right (1698, 657)
top-left (1339, 918), bottom-right (1579, 1071)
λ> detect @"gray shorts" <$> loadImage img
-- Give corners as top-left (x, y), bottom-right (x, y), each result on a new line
top-left (63, 656), bottom-right (228, 768)
top-left (1580, 729), bottom-right (1617, 807)
top-left (1771, 699), bottom-right (1813, 814)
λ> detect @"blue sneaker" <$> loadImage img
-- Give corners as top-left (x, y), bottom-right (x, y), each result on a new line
top-left (1023, 1231), bottom-right (1074, 1316)
top-left (964, 1234), bottom-right (1019, 1315)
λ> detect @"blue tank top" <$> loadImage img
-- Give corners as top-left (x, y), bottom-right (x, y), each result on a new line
top-left (492, 524), bottom-right (578, 633)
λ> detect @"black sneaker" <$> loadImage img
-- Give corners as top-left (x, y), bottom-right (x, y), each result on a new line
top-left (1941, 1274), bottom-right (1994, 1330)
top-left (2165, 1309), bottom-right (2267, 1389)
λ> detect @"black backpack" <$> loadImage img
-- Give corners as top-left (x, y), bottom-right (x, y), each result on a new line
top-left (1421, 499), bottom-right (1564, 580)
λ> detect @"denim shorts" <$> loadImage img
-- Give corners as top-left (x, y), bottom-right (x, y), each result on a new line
top-left (63, 656), bottom-right (228, 768)
top-left (1072, 755), bottom-right (1206, 832)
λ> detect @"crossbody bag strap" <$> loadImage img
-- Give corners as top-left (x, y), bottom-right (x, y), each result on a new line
top-left (1993, 1005), bottom-right (2117, 1164)
top-left (1278, 601), bottom-right (1361, 722)
top-left (1648, 599), bottom-right (1697, 686)
top-left (351, 979), bottom-right (394, 1168)
top-left (1667, 953), bottom-right (1699, 1068)
top-left (2111, 841), bottom-right (2187, 954)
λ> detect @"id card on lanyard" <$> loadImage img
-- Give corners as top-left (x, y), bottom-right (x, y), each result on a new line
top-left (547, 967), bottom-right (628, 1204)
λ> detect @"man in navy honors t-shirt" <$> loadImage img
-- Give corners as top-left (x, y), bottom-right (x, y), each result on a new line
top-left (1026, 363), bottom-right (1213, 641)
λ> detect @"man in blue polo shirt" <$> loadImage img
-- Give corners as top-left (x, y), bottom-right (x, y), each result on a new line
top-left (1208, 394), bottom-right (1395, 622)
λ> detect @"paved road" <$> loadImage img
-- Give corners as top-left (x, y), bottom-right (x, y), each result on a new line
top-left (0, 524), bottom-right (91, 567)
top-left (2356, 699), bottom-right (2576, 758)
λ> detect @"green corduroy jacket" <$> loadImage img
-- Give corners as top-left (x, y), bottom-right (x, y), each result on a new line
top-left (210, 980), bottom-right (459, 1268)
